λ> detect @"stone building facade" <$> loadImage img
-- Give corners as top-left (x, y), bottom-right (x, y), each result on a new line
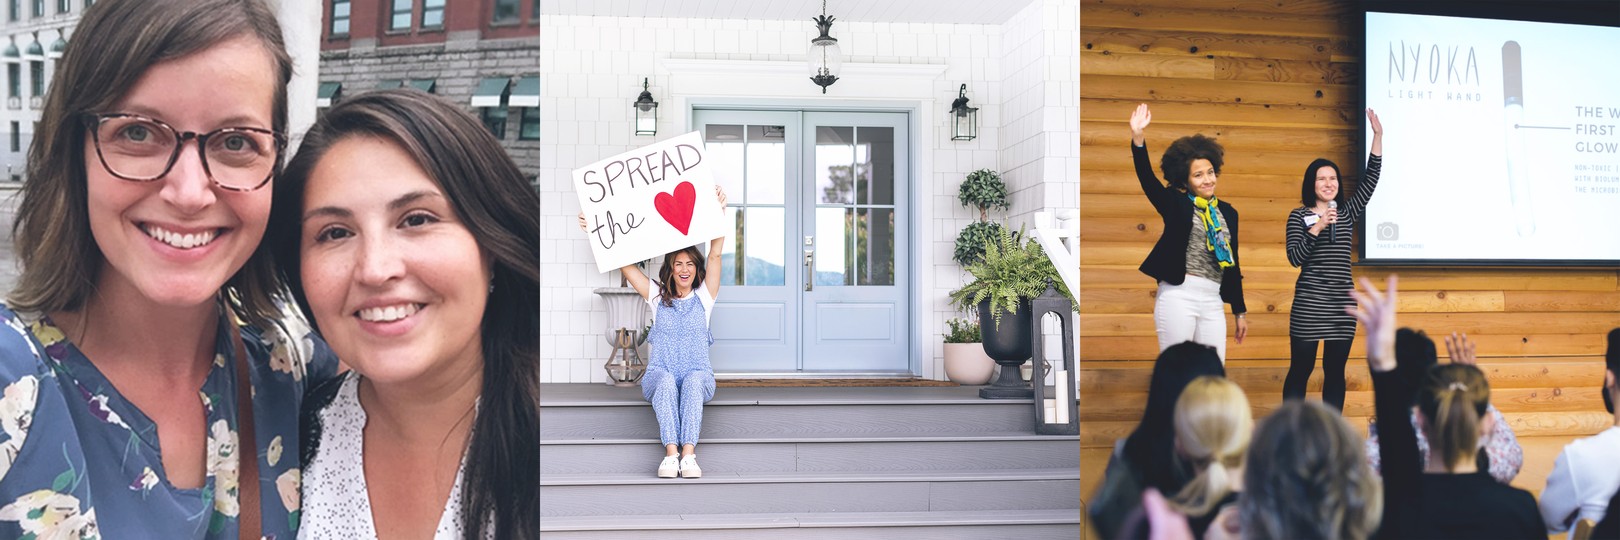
top-left (319, 0), bottom-right (539, 179)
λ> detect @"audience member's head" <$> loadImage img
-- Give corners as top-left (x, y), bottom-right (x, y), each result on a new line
top-left (1394, 327), bottom-right (1438, 387)
top-left (1414, 364), bottom-right (1491, 472)
top-left (1241, 401), bottom-right (1382, 540)
top-left (1126, 342), bottom-right (1227, 494)
top-left (1169, 376), bottom-right (1252, 518)
top-left (1597, 327), bottom-right (1620, 415)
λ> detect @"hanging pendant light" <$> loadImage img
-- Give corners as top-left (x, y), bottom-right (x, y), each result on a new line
top-left (808, 0), bottom-right (841, 94)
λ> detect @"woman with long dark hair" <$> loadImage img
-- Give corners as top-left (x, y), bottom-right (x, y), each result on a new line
top-left (0, 0), bottom-right (336, 536)
top-left (1129, 103), bottom-right (1248, 361)
top-left (272, 89), bottom-right (537, 538)
top-left (1282, 108), bottom-right (1384, 412)
top-left (580, 190), bottom-right (727, 479)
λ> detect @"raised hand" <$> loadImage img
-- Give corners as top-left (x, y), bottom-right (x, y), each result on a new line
top-left (1445, 332), bottom-right (1477, 365)
top-left (1367, 108), bottom-right (1384, 156)
top-left (577, 212), bottom-right (587, 232)
top-left (715, 185), bottom-right (728, 212)
top-left (1130, 103), bottom-right (1152, 145)
top-left (1348, 275), bottom-right (1399, 373)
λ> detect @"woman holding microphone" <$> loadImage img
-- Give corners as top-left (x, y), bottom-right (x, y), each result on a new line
top-left (1281, 108), bottom-right (1383, 412)
top-left (1129, 103), bottom-right (1248, 362)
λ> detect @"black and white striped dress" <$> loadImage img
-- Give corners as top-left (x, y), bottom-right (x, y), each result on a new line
top-left (1286, 154), bottom-right (1381, 341)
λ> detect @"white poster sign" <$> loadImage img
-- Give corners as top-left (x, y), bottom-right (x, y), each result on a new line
top-left (572, 131), bottom-right (727, 273)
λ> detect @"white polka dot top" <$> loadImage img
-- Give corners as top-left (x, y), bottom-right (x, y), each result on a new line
top-left (299, 373), bottom-right (479, 539)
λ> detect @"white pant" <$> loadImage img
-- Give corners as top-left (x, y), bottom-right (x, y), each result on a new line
top-left (1154, 275), bottom-right (1227, 362)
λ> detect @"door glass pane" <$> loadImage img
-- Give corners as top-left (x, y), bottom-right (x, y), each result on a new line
top-left (742, 207), bottom-right (785, 286)
top-left (815, 126), bottom-right (854, 204)
top-left (856, 208), bottom-right (895, 286)
top-left (814, 207), bottom-right (849, 286)
top-left (717, 207), bottom-right (741, 286)
top-left (705, 125), bottom-right (745, 204)
top-left (745, 125), bottom-right (785, 205)
top-left (855, 126), bottom-right (894, 205)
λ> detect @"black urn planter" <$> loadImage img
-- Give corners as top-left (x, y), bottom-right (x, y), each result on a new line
top-left (978, 298), bottom-right (1033, 399)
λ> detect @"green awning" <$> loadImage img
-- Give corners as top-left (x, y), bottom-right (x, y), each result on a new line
top-left (2, 43), bottom-right (18, 59)
top-left (510, 75), bottom-right (539, 107)
top-left (471, 77), bottom-right (509, 107)
top-left (46, 37), bottom-right (65, 59)
top-left (407, 79), bottom-right (436, 93)
top-left (376, 79), bottom-right (403, 90)
top-left (23, 40), bottom-right (42, 59)
top-left (316, 82), bottom-right (341, 107)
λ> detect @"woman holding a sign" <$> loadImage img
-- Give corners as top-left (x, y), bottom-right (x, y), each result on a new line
top-left (580, 187), bottom-right (727, 479)
top-left (272, 90), bottom-right (538, 538)
top-left (1129, 103), bottom-right (1248, 362)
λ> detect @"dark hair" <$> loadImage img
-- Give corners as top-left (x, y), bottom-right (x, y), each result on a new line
top-left (271, 89), bottom-right (538, 539)
top-left (1605, 328), bottom-right (1619, 414)
top-left (1394, 328), bottom-right (1439, 389)
top-left (656, 246), bottom-right (707, 308)
top-left (1159, 134), bottom-right (1224, 192)
top-left (10, 0), bottom-right (293, 328)
top-left (1299, 158), bottom-right (1343, 207)
top-left (1241, 401), bottom-right (1382, 540)
top-left (1415, 364), bottom-right (1490, 473)
top-left (1123, 341), bottom-right (1226, 494)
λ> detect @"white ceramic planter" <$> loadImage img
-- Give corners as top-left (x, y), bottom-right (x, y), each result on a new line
top-left (943, 342), bottom-right (995, 385)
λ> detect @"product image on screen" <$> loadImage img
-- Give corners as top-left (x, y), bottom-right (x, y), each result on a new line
top-left (1363, 9), bottom-right (1620, 264)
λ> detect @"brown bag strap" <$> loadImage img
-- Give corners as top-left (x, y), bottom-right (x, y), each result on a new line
top-left (232, 325), bottom-right (262, 540)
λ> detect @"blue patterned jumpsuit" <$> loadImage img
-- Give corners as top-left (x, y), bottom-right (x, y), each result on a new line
top-left (640, 287), bottom-right (716, 447)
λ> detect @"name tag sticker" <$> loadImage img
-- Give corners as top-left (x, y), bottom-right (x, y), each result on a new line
top-left (1303, 214), bottom-right (1320, 227)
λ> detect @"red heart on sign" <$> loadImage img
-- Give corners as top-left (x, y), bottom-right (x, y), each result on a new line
top-left (653, 181), bottom-right (697, 235)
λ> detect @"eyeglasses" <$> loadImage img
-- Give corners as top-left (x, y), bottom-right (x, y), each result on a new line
top-left (83, 113), bottom-right (286, 192)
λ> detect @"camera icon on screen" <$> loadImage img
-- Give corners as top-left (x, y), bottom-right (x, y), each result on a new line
top-left (1377, 222), bottom-right (1399, 241)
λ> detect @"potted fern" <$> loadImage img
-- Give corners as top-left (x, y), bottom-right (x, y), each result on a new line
top-left (954, 169), bottom-right (1009, 267)
top-left (949, 226), bottom-right (1074, 398)
top-left (943, 317), bottom-right (994, 385)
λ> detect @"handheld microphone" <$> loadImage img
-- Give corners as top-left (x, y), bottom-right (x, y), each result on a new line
top-left (1328, 200), bottom-right (1338, 242)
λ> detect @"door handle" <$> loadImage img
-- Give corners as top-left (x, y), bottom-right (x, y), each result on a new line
top-left (804, 249), bottom-right (814, 292)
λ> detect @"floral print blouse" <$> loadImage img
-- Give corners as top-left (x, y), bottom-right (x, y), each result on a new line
top-left (0, 304), bottom-right (337, 539)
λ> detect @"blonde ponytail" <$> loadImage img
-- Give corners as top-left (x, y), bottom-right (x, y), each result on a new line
top-left (1169, 377), bottom-right (1253, 517)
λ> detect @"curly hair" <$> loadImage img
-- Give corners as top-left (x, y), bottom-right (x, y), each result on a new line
top-left (1300, 158), bottom-right (1343, 207)
top-left (1159, 134), bottom-right (1225, 191)
top-left (1241, 400), bottom-right (1383, 540)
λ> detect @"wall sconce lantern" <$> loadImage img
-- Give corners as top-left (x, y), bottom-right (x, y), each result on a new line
top-left (807, 0), bottom-right (841, 94)
top-left (950, 84), bottom-right (979, 141)
top-left (633, 77), bottom-right (658, 136)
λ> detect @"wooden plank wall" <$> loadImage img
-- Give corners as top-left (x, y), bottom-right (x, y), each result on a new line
top-left (1078, 0), bottom-right (1620, 368)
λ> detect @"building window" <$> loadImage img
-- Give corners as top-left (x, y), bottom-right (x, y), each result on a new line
top-left (481, 106), bottom-right (507, 139)
top-left (31, 0), bottom-right (40, 17)
top-left (389, 0), bottom-right (411, 31)
top-left (330, 0), bottom-right (350, 36)
top-left (55, 0), bottom-right (64, 13)
top-left (422, 0), bottom-right (443, 28)
top-left (493, 0), bottom-right (519, 23)
top-left (519, 107), bottom-right (538, 141)
top-left (8, 0), bottom-right (16, 21)
top-left (29, 61), bottom-right (42, 97)
top-left (532, 0), bottom-right (539, 20)
top-left (9, 122), bottom-right (18, 152)
top-left (7, 64), bottom-right (18, 98)
top-left (82, 0), bottom-right (89, 8)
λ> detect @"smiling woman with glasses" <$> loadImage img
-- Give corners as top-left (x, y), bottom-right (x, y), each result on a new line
top-left (0, 0), bottom-right (338, 538)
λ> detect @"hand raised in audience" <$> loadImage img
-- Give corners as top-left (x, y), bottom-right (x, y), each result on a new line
top-left (1348, 275), bottom-right (1399, 373)
top-left (1445, 332), bottom-right (1477, 365)
top-left (1141, 488), bottom-right (1195, 540)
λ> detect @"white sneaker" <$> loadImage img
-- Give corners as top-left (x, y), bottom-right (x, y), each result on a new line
top-left (657, 456), bottom-right (679, 478)
top-left (679, 454), bottom-right (701, 478)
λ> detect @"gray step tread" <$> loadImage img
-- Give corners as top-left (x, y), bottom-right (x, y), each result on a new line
top-left (541, 384), bottom-right (1035, 407)
top-left (540, 432), bottom-right (1079, 445)
top-left (541, 468), bottom-right (1080, 486)
top-left (540, 509), bottom-right (1081, 532)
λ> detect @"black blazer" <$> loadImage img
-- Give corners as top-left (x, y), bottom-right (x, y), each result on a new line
top-left (1132, 142), bottom-right (1247, 315)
